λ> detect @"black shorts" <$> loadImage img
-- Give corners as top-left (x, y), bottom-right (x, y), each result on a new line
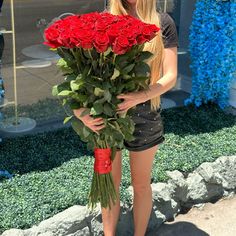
top-left (118, 99), bottom-right (165, 152)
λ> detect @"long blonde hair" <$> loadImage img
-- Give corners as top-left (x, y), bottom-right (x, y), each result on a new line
top-left (108, 0), bottom-right (164, 111)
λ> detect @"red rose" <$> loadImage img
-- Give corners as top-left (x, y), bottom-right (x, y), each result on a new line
top-left (142, 24), bottom-right (160, 40)
top-left (43, 12), bottom-right (160, 51)
top-left (136, 34), bottom-right (147, 44)
top-left (95, 19), bottom-right (109, 32)
top-left (101, 12), bottom-right (118, 25)
top-left (107, 25), bottom-right (122, 44)
top-left (121, 28), bottom-right (138, 46)
top-left (59, 30), bottom-right (74, 48)
top-left (80, 12), bottom-right (101, 25)
top-left (72, 29), bottom-right (95, 49)
top-left (112, 35), bottom-right (130, 55)
top-left (44, 27), bottom-right (62, 48)
top-left (94, 32), bottom-right (110, 53)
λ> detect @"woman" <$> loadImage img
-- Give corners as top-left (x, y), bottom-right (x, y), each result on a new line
top-left (73, 0), bottom-right (178, 235)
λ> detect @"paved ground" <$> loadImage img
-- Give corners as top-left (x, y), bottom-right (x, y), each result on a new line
top-left (147, 195), bottom-right (236, 236)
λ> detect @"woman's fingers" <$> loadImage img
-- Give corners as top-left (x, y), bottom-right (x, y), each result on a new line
top-left (117, 93), bottom-right (129, 99)
top-left (91, 124), bottom-right (106, 135)
top-left (93, 124), bottom-right (106, 130)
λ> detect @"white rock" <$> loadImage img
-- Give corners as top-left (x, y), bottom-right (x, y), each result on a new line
top-left (166, 170), bottom-right (188, 202)
top-left (31, 205), bottom-right (90, 236)
top-left (67, 226), bottom-right (90, 236)
top-left (186, 172), bottom-right (208, 201)
top-left (212, 155), bottom-right (236, 189)
top-left (1, 229), bottom-right (25, 236)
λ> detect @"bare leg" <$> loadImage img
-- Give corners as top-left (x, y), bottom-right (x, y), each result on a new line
top-left (101, 150), bottom-right (122, 236)
top-left (129, 145), bottom-right (158, 236)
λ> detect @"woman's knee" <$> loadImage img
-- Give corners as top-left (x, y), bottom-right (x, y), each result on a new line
top-left (132, 182), bottom-right (152, 195)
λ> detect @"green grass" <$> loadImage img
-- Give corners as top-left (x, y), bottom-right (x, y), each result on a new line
top-left (1, 98), bottom-right (65, 122)
top-left (0, 102), bottom-right (235, 233)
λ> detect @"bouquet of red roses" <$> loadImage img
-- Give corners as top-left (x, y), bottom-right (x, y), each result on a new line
top-left (44, 12), bottom-right (160, 210)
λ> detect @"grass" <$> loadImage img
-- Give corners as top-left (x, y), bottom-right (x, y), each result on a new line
top-left (0, 102), bottom-right (235, 233)
top-left (1, 98), bottom-right (65, 122)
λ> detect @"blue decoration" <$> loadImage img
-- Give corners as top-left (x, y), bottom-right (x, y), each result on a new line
top-left (0, 170), bottom-right (13, 179)
top-left (184, 0), bottom-right (236, 109)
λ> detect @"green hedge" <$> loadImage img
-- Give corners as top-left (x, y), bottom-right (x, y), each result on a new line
top-left (1, 98), bottom-right (65, 122)
top-left (0, 103), bottom-right (235, 233)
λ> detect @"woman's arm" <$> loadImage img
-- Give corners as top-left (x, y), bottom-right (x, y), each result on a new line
top-left (116, 47), bottom-right (178, 113)
top-left (143, 46), bottom-right (178, 100)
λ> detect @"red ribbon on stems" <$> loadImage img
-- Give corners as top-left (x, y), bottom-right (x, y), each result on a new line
top-left (94, 148), bottom-right (112, 174)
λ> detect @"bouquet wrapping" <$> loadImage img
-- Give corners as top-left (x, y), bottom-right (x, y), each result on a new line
top-left (44, 12), bottom-right (160, 210)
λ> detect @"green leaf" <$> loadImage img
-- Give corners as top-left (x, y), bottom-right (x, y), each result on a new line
top-left (58, 90), bottom-right (72, 96)
top-left (123, 74), bottom-right (132, 80)
top-left (139, 51), bottom-right (153, 61)
top-left (94, 87), bottom-right (105, 96)
top-left (71, 119), bottom-right (84, 137)
top-left (63, 116), bottom-right (73, 124)
top-left (134, 62), bottom-right (151, 77)
top-left (93, 102), bottom-right (103, 115)
top-left (104, 90), bottom-right (112, 102)
top-left (65, 74), bottom-right (77, 82)
top-left (56, 58), bottom-right (74, 74)
top-left (75, 74), bottom-right (83, 81)
top-left (122, 64), bottom-right (135, 74)
top-left (52, 85), bottom-right (59, 96)
top-left (83, 126), bottom-right (91, 138)
top-left (115, 54), bottom-right (129, 64)
top-left (74, 94), bottom-right (88, 102)
top-left (70, 80), bottom-right (83, 91)
top-left (62, 98), bottom-right (67, 106)
top-left (90, 107), bottom-right (96, 116)
top-left (111, 69), bottom-right (120, 80)
top-left (103, 103), bottom-right (114, 116)
top-left (124, 81), bottom-right (136, 90)
top-left (57, 58), bottom-right (67, 67)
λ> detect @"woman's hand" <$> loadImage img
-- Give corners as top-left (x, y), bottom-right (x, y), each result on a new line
top-left (73, 108), bottom-right (105, 135)
top-left (116, 90), bottom-right (149, 114)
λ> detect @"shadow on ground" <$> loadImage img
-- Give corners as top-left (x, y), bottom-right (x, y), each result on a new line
top-left (148, 221), bottom-right (209, 236)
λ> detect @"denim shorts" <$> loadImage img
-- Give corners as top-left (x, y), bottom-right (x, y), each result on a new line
top-left (118, 99), bottom-right (165, 152)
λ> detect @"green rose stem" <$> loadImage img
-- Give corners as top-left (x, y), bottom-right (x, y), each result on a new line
top-left (88, 137), bottom-right (118, 210)
top-left (70, 48), bottom-right (83, 73)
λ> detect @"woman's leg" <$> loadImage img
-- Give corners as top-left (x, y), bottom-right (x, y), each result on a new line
top-left (101, 150), bottom-right (122, 236)
top-left (129, 145), bottom-right (158, 236)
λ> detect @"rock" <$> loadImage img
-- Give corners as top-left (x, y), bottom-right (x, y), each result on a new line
top-left (192, 203), bottom-right (206, 210)
top-left (90, 215), bottom-right (103, 236)
top-left (195, 162), bottom-right (223, 185)
top-left (1, 229), bottom-right (25, 236)
top-left (29, 205), bottom-right (90, 236)
top-left (186, 172), bottom-right (208, 203)
top-left (67, 226), bottom-right (90, 236)
top-left (166, 170), bottom-right (188, 202)
top-left (212, 156), bottom-right (236, 190)
top-left (147, 210), bottom-right (167, 232)
top-left (2, 155), bottom-right (236, 236)
top-left (151, 183), bottom-right (180, 221)
top-left (151, 182), bottom-right (175, 202)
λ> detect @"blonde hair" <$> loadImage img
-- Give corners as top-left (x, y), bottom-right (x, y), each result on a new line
top-left (109, 0), bottom-right (164, 111)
